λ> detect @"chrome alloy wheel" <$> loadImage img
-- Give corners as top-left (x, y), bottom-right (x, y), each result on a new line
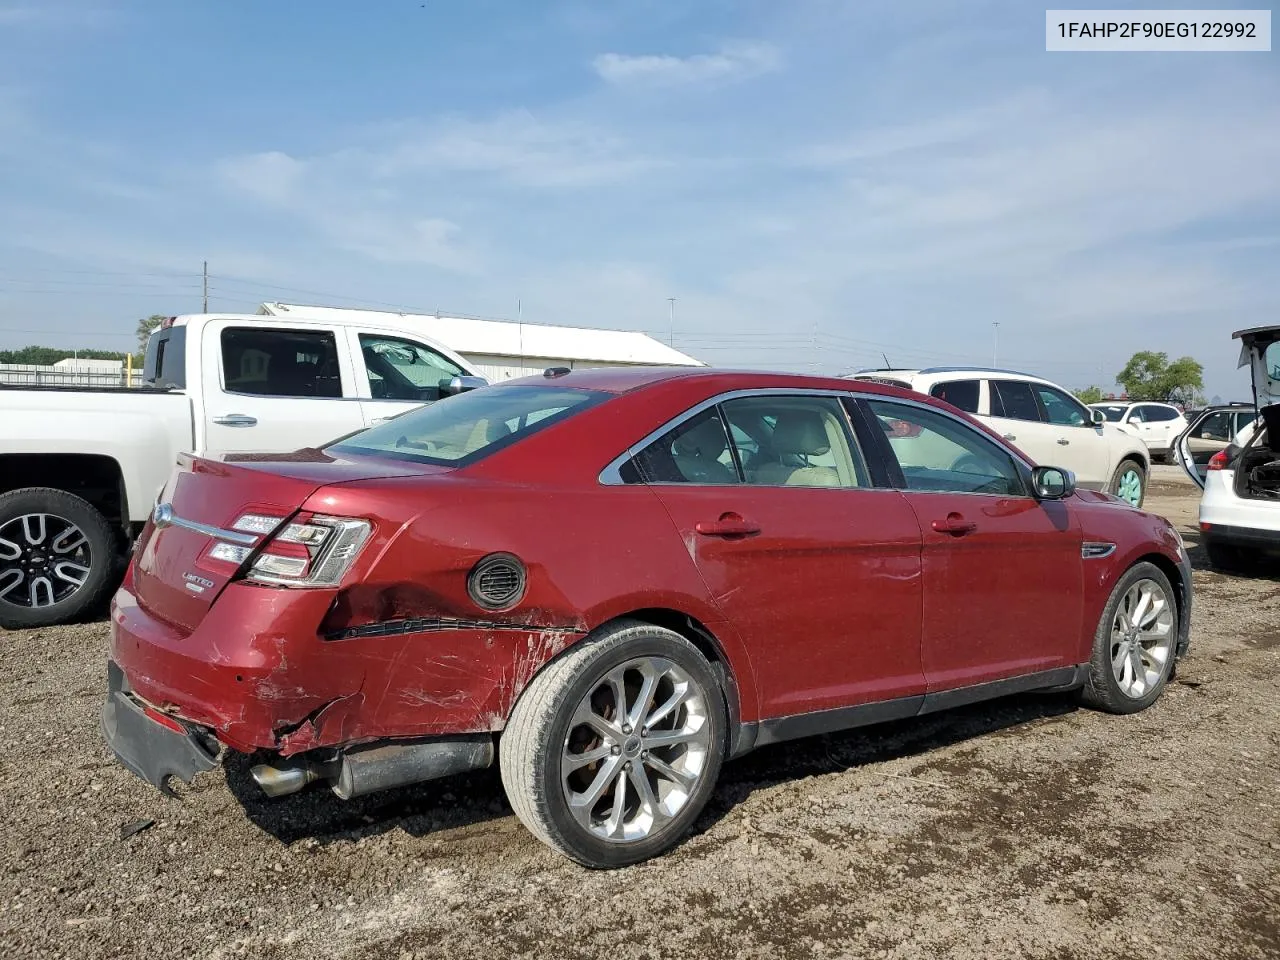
top-left (560, 656), bottom-right (712, 843)
top-left (1110, 578), bottom-right (1174, 699)
top-left (0, 513), bottom-right (93, 608)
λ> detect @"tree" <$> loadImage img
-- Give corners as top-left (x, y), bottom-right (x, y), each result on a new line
top-left (1074, 385), bottom-right (1105, 405)
top-left (1116, 351), bottom-right (1205, 405)
top-left (136, 314), bottom-right (166, 354)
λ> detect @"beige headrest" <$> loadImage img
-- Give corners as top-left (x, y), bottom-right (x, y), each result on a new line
top-left (673, 417), bottom-right (728, 459)
top-left (771, 410), bottom-right (831, 456)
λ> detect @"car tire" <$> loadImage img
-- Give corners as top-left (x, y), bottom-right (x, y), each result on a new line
top-left (1108, 458), bottom-right (1147, 508)
top-left (500, 619), bottom-right (727, 868)
top-left (1078, 562), bottom-right (1178, 715)
top-left (0, 487), bottom-right (117, 630)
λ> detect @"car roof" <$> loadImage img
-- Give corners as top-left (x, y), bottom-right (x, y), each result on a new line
top-left (1232, 325), bottom-right (1280, 340)
top-left (493, 365), bottom-right (923, 399)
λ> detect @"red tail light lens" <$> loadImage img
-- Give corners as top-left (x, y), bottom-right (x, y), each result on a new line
top-left (1207, 451), bottom-right (1228, 471)
top-left (246, 513), bottom-right (371, 587)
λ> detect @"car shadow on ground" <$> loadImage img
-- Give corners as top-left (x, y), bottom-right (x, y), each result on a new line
top-left (223, 690), bottom-right (1081, 851)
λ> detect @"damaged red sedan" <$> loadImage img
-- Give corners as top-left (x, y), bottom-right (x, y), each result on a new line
top-left (104, 368), bottom-right (1192, 867)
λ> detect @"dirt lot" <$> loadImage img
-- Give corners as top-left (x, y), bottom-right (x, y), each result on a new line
top-left (3, 475), bottom-right (1278, 960)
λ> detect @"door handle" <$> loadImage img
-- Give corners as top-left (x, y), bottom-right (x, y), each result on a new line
top-left (695, 514), bottom-right (761, 538)
top-left (1002, 433), bottom-right (1016, 442)
top-left (1057, 438), bottom-right (1070, 445)
top-left (213, 414), bottom-right (257, 427)
top-left (932, 513), bottom-right (977, 536)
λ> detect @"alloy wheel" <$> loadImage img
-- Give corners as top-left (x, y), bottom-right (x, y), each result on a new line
top-left (1110, 578), bottom-right (1174, 699)
top-left (0, 513), bottom-right (93, 608)
top-left (560, 656), bottom-right (712, 843)
top-left (1116, 468), bottom-right (1143, 506)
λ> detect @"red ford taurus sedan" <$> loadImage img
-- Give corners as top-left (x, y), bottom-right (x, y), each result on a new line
top-left (104, 368), bottom-right (1192, 867)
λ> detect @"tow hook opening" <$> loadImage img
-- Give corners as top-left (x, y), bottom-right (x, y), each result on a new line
top-left (249, 735), bottom-right (495, 800)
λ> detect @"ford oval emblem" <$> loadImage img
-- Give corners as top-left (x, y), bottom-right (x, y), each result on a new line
top-left (152, 502), bottom-right (174, 529)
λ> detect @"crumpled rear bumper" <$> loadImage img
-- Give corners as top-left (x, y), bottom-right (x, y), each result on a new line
top-left (101, 660), bottom-right (220, 795)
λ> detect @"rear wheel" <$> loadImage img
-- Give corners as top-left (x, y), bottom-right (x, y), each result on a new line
top-left (1108, 458), bottom-right (1147, 508)
top-left (1079, 562), bottom-right (1177, 714)
top-left (0, 488), bottom-right (116, 630)
top-left (500, 620), bottom-right (726, 868)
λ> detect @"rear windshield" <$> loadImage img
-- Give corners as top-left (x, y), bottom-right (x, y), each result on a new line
top-left (1094, 405), bottom-right (1127, 422)
top-left (329, 385), bottom-right (607, 465)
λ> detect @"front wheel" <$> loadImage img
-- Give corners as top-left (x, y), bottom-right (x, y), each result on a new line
top-left (0, 487), bottom-right (117, 630)
top-left (1108, 459), bottom-right (1147, 508)
top-left (500, 620), bottom-right (727, 868)
top-left (1079, 562), bottom-right (1178, 714)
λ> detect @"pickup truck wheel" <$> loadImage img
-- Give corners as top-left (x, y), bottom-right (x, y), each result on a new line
top-left (1078, 562), bottom-right (1177, 715)
top-left (0, 488), bottom-right (115, 630)
top-left (1108, 459), bottom-right (1147, 508)
top-left (500, 620), bottom-right (726, 868)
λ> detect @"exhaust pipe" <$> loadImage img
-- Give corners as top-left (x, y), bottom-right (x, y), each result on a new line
top-left (249, 735), bottom-right (494, 800)
top-left (333, 736), bottom-right (494, 800)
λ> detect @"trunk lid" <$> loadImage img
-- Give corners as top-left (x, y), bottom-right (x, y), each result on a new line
top-left (132, 448), bottom-right (444, 631)
top-left (1235, 325), bottom-right (1280, 409)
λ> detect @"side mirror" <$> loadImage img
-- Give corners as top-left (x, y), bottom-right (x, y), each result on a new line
top-left (441, 375), bottom-right (488, 396)
top-left (1032, 465), bottom-right (1076, 500)
top-left (1127, 415), bottom-right (1142, 425)
top-left (1090, 409), bottom-right (1106, 425)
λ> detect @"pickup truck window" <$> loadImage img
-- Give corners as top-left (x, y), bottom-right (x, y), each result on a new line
top-left (331, 385), bottom-right (606, 466)
top-left (220, 327), bottom-right (343, 398)
top-left (359, 334), bottom-right (464, 402)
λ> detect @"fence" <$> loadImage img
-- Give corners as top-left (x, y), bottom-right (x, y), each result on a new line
top-left (0, 363), bottom-right (135, 388)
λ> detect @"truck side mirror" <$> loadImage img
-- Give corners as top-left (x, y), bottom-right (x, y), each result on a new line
top-left (441, 375), bottom-right (488, 396)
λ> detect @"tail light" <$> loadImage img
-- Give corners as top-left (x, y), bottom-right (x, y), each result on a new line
top-left (206, 512), bottom-right (371, 587)
top-left (1207, 451), bottom-right (1229, 471)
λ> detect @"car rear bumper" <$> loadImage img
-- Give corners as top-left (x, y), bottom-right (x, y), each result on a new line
top-left (1202, 523), bottom-right (1280, 554)
top-left (108, 579), bottom-right (585, 757)
top-left (101, 660), bottom-right (220, 793)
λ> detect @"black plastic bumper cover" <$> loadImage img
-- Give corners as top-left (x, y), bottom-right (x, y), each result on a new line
top-left (102, 660), bottom-right (220, 795)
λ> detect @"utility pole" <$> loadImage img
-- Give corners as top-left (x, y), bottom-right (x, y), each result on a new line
top-left (992, 321), bottom-right (1000, 368)
top-left (667, 298), bottom-right (676, 346)
top-left (202, 260), bottom-right (208, 312)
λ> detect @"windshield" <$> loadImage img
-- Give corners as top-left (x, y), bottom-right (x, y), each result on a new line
top-left (1093, 405), bottom-right (1128, 422)
top-left (329, 385), bottom-right (607, 465)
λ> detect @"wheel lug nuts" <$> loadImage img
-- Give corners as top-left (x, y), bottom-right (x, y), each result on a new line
top-left (611, 745), bottom-right (621, 756)
top-left (641, 750), bottom-right (648, 759)
top-left (624, 761), bottom-right (632, 771)
top-left (622, 724), bottom-right (632, 735)
top-left (640, 728), bottom-right (648, 737)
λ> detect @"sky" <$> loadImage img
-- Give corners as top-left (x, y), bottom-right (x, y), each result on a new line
top-left (0, 1), bottom-right (1277, 399)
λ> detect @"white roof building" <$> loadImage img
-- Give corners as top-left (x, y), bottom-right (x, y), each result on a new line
top-left (257, 302), bottom-right (703, 382)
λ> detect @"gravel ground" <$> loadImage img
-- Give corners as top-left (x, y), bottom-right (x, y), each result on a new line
top-left (3, 478), bottom-right (1278, 960)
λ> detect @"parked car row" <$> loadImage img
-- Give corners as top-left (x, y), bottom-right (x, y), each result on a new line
top-left (1087, 401), bottom-right (1187, 463)
top-left (0, 311), bottom-right (488, 629)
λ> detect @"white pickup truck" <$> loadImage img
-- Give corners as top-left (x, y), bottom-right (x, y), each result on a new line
top-left (0, 311), bottom-right (486, 629)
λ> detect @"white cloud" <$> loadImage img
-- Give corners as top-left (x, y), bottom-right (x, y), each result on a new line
top-left (592, 41), bottom-right (780, 87)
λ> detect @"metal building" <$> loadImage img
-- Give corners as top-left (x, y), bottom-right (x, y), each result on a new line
top-left (256, 302), bottom-right (703, 381)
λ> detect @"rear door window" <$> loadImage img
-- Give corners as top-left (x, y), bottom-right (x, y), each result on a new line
top-left (989, 379), bottom-right (1043, 422)
top-left (220, 327), bottom-right (343, 398)
top-left (721, 395), bottom-right (868, 487)
top-left (928, 379), bottom-right (980, 414)
top-left (626, 408), bottom-right (740, 485)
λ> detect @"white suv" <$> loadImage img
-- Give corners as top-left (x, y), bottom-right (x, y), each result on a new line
top-left (1176, 326), bottom-right (1279, 569)
top-left (1089, 401), bottom-right (1187, 462)
top-left (847, 367), bottom-right (1151, 506)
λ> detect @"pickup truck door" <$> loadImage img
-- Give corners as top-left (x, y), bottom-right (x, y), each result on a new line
top-left (344, 328), bottom-right (473, 427)
top-left (199, 319), bottom-right (365, 457)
